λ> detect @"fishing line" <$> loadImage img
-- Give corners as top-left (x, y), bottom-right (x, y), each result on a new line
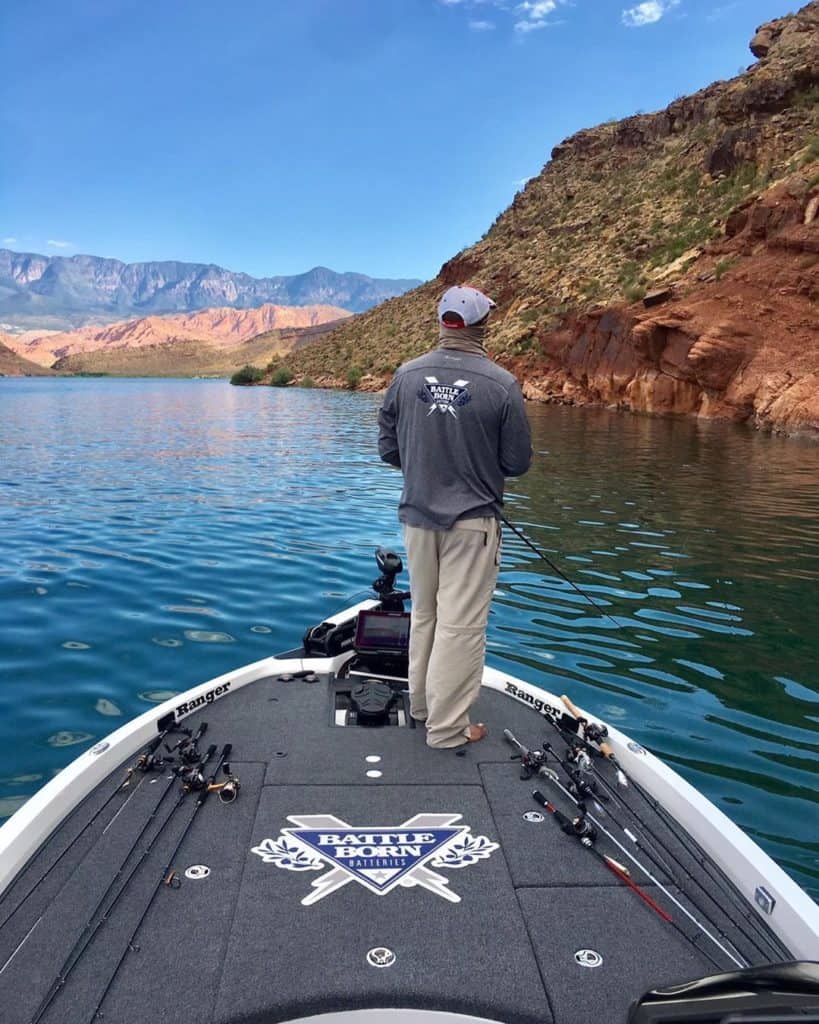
top-left (500, 513), bottom-right (622, 630)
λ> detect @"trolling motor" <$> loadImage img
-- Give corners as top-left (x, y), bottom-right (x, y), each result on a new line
top-left (372, 547), bottom-right (410, 612)
top-left (303, 547), bottom-right (411, 655)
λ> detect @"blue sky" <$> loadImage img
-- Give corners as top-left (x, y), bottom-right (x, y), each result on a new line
top-left (0, 0), bottom-right (801, 281)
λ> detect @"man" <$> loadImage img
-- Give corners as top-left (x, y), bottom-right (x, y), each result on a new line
top-left (377, 285), bottom-right (532, 748)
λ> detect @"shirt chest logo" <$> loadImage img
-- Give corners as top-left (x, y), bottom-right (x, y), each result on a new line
top-left (417, 376), bottom-right (472, 417)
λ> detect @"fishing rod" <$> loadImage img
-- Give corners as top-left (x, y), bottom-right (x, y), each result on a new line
top-left (31, 739), bottom-right (217, 1024)
top-left (504, 728), bottom-right (745, 970)
top-left (0, 723), bottom-right (196, 941)
top-left (517, 726), bottom-right (771, 964)
top-left (500, 513), bottom-right (622, 630)
top-left (530, 789), bottom-right (672, 923)
top-left (505, 728), bottom-right (680, 878)
top-left (518, 720), bottom-right (753, 966)
top-left (551, 698), bottom-right (792, 963)
top-left (86, 743), bottom-right (234, 1023)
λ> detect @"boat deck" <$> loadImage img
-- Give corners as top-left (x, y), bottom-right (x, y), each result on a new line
top-left (0, 668), bottom-right (790, 1024)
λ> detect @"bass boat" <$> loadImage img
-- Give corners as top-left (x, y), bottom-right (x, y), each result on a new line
top-left (1, 548), bottom-right (818, 1024)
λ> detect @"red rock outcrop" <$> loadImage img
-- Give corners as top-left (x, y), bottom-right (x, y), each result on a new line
top-left (516, 176), bottom-right (819, 436)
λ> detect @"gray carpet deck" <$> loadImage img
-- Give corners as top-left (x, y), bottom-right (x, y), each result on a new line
top-left (0, 669), bottom-right (791, 1024)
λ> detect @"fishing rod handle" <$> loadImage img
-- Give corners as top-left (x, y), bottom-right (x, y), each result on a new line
top-left (561, 694), bottom-right (615, 759)
top-left (531, 789), bottom-right (573, 832)
top-left (503, 729), bottom-right (529, 756)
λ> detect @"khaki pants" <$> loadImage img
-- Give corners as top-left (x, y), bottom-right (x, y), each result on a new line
top-left (403, 517), bottom-right (502, 748)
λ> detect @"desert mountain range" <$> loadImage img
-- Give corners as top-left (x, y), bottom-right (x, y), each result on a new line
top-left (0, 250), bottom-right (420, 331)
top-left (4, 304), bottom-right (351, 368)
top-left (258, 2), bottom-right (819, 437)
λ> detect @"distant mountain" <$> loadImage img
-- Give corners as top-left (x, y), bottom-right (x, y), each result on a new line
top-left (7, 303), bottom-right (351, 367)
top-left (51, 319), bottom-right (345, 379)
top-left (0, 249), bottom-right (421, 331)
top-left (0, 334), bottom-right (54, 376)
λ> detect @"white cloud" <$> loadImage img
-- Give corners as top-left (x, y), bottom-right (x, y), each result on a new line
top-left (47, 239), bottom-right (74, 248)
top-left (3, 237), bottom-right (17, 244)
top-left (438, 0), bottom-right (568, 35)
top-left (515, 0), bottom-right (560, 33)
top-left (621, 0), bottom-right (680, 27)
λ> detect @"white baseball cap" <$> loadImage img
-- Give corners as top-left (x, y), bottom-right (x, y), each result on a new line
top-left (438, 285), bottom-right (496, 327)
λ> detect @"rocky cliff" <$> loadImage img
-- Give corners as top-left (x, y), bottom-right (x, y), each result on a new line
top-left (0, 251), bottom-right (420, 331)
top-left (264, 2), bottom-right (819, 437)
top-left (6, 303), bottom-right (351, 367)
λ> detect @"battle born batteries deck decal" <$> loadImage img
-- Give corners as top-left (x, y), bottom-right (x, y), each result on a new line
top-left (251, 813), bottom-right (498, 904)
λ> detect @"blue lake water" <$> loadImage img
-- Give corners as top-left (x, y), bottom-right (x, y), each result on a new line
top-left (0, 377), bottom-right (817, 898)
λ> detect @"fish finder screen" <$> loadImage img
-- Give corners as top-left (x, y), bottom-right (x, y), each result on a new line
top-left (354, 610), bottom-right (410, 652)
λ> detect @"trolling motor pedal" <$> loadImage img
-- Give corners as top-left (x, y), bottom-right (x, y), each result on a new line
top-left (349, 679), bottom-right (396, 726)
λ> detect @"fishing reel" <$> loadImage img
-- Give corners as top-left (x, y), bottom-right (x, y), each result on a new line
top-left (134, 750), bottom-right (166, 774)
top-left (513, 747), bottom-right (549, 780)
top-left (178, 764), bottom-right (209, 792)
top-left (566, 766), bottom-right (608, 804)
top-left (561, 813), bottom-right (598, 847)
top-left (584, 721), bottom-right (608, 746)
top-left (208, 762), bottom-right (240, 804)
top-left (177, 739), bottom-right (206, 765)
top-left (563, 739), bottom-right (593, 774)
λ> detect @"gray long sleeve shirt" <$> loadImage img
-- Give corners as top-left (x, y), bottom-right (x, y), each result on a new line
top-left (377, 347), bottom-right (533, 530)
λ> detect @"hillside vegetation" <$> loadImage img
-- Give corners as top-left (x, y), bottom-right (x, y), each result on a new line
top-left (260, 2), bottom-right (819, 435)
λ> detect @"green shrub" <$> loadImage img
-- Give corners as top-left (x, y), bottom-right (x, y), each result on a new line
top-left (624, 284), bottom-right (647, 303)
top-left (346, 367), bottom-right (363, 390)
top-left (230, 365), bottom-right (264, 386)
top-left (299, 376), bottom-right (314, 389)
top-left (617, 260), bottom-right (640, 284)
top-left (270, 368), bottom-right (292, 387)
top-left (715, 258), bottom-right (738, 281)
top-left (795, 84), bottom-right (819, 110)
top-left (682, 169), bottom-right (701, 198)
